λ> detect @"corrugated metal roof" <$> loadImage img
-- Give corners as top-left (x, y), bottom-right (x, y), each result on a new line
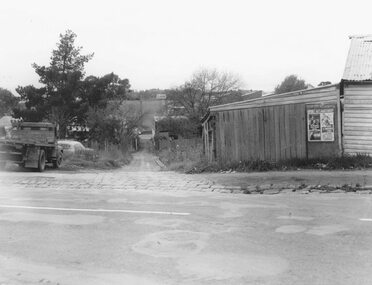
top-left (343, 35), bottom-right (372, 81)
top-left (208, 84), bottom-right (340, 112)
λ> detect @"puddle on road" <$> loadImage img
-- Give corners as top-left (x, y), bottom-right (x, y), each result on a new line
top-left (277, 215), bottom-right (314, 221)
top-left (306, 225), bottom-right (349, 236)
top-left (176, 201), bottom-right (211, 206)
top-left (275, 224), bottom-right (349, 236)
top-left (177, 253), bottom-right (288, 280)
top-left (132, 230), bottom-right (209, 258)
top-left (275, 225), bottom-right (307, 233)
top-left (0, 255), bottom-right (161, 285)
top-left (0, 212), bottom-right (104, 225)
top-left (135, 218), bottom-right (190, 228)
top-left (106, 198), bottom-right (128, 203)
top-left (219, 202), bottom-right (287, 218)
top-left (305, 196), bottom-right (341, 201)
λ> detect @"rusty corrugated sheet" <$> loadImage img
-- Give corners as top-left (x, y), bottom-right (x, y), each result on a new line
top-left (343, 35), bottom-right (372, 81)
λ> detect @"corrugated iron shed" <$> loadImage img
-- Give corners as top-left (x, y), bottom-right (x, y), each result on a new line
top-left (343, 35), bottom-right (372, 81)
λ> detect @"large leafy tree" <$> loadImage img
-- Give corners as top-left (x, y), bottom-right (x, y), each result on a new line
top-left (14, 30), bottom-right (94, 137)
top-left (87, 102), bottom-right (142, 149)
top-left (274, 74), bottom-right (308, 94)
top-left (81, 73), bottom-right (131, 109)
top-left (80, 73), bottom-right (133, 146)
top-left (0, 88), bottom-right (19, 117)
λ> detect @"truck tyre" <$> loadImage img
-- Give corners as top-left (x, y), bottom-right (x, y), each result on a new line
top-left (53, 151), bottom-right (63, 169)
top-left (38, 150), bottom-right (46, 172)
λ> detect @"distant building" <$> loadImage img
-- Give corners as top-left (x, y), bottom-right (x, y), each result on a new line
top-left (156, 94), bottom-right (167, 100)
top-left (241, 90), bottom-right (263, 100)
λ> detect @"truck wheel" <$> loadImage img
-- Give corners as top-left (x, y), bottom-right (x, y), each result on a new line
top-left (38, 150), bottom-right (46, 172)
top-left (53, 151), bottom-right (63, 169)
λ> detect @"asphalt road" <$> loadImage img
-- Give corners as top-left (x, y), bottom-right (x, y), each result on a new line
top-left (0, 152), bottom-right (372, 284)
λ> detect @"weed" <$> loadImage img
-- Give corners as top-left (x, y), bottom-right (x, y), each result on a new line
top-left (62, 148), bottom-right (132, 170)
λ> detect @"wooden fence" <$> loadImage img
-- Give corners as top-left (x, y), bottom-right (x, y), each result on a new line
top-left (216, 104), bottom-right (306, 162)
top-left (203, 84), bottom-right (341, 163)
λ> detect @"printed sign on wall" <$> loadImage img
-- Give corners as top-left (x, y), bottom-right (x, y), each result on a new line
top-left (307, 108), bottom-right (334, 142)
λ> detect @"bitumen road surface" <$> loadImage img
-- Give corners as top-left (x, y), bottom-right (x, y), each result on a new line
top-left (0, 152), bottom-right (372, 285)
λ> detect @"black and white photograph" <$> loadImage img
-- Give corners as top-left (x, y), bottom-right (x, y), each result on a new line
top-left (1, 0), bottom-right (372, 284)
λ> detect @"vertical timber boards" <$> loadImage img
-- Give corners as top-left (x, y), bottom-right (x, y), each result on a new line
top-left (289, 104), bottom-right (297, 159)
top-left (263, 107), bottom-right (271, 161)
top-left (268, 106), bottom-right (276, 161)
top-left (241, 110), bottom-right (249, 161)
top-left (274, 106), bottom-right (281, 161)
top-left (278, 105), bottom-right (287, 160)
top-left (296, 104), bottom-right (306, 158)
top-left (214, 103), bottom-right (308, 162)
top-left (247, 109), bottom-right (255, 160)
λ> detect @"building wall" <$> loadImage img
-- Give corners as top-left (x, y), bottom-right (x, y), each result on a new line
top-left (343, 82), bottom-right (372, 155)
top-left (122, 100), bottom-right (166, 131)
top-left (215, 104), bottom-right (307, 163)
top-left (204, 85), bottom-right (341, 163)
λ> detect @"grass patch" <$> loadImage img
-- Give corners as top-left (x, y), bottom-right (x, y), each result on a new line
top-left (185, 153), bottom-right (372, 173)
top-left (156, 138), bottom-right (203, 172)
top-left (61, 148), bottom-right (132, 170)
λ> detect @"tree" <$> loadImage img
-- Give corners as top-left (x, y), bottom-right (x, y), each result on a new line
top-left (274, 75), bottom-right (307, 94)
top-left (87, 102), bottom-right (142, 149)
top-left (14, 30), bottom-right (94, 137)
top-left (0, 88), bottom-right (19, 117)
top-left (81, 73), bottom-right (131, 109)
top-left (168, 68), bottom-right (242, 122)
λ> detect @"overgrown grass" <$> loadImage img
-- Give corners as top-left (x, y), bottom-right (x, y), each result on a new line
top-left (156, 138), bottom-right (203, 171)
top-left (184, 153), bottom-right (372, 173)
top-left (61, 148), bottom-right (132, 170)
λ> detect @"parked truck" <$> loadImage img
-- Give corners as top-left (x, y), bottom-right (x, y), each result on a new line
top-left (0, 121), bottom-right (63, 172)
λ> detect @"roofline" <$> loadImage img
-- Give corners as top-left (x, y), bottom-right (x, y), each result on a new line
top-left (348, 34), bottom-right (372, 39)
top-left (341, 79), bottom-right (372, 84)
top-left (208, 83), bottom-right (340, 112)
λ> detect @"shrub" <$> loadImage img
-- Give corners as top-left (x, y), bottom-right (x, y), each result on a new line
top-left (185, 154), bottom-right (372, 173)
top-left (156, 138), bottom-right (203, 171)
top-left (61, 146), bottom-right (132, 170)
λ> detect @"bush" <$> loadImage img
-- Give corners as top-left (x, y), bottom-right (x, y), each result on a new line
top-left (61, 147), bottom-right (132, 170)
top-left (156, 138), bottom-right (203, 171)
top-left (185, 154), bottom-right (372, 173)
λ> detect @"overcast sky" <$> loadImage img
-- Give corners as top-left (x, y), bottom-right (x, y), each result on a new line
top-left (1, 0), bottom-right (371, 95)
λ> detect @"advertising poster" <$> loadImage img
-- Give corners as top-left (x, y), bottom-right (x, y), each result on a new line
top-left (307, 108), bottom-right (334, 142)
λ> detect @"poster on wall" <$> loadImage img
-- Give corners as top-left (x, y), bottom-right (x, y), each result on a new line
top-left (307, 108), bottom-right (334, 142)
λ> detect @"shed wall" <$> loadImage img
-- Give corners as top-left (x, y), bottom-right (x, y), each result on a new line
top-left (207, 86), bottom-right (340, 163)
top-left (343, 83), bottom-right (372, 154)
top-left (215, 104), bottom-right (307, 162)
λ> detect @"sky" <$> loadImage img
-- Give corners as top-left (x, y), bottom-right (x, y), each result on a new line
top-left (1, 0), bottom-right (372, 95)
